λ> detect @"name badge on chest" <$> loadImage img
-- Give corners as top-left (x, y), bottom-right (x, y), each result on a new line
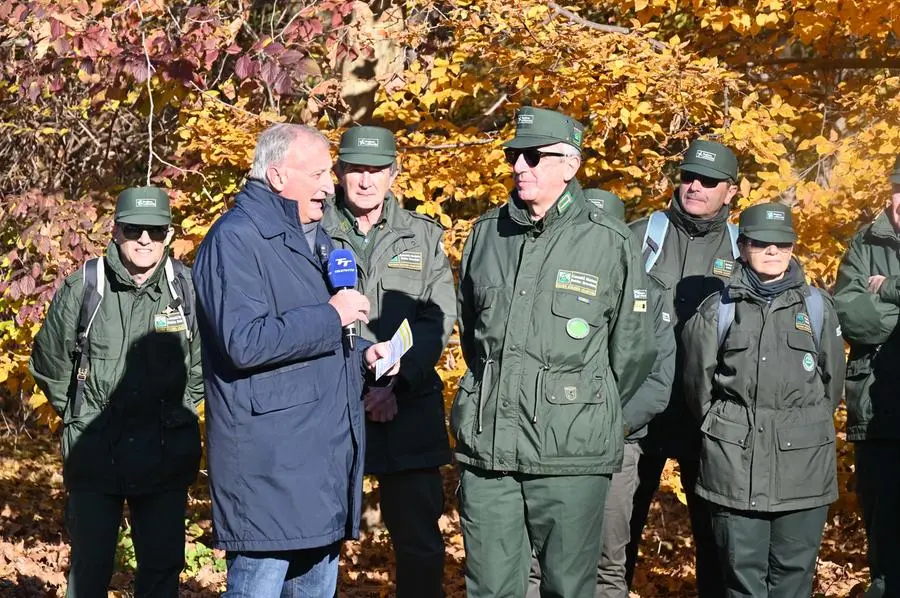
top-left (154, 309), bottom-right (186, 333)
top-left (388, 251), bottom-right (424, 271)
top-left (712, 258), bottom-right (734, 278)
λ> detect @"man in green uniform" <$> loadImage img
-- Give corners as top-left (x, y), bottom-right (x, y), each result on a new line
top-left (834, 156), bottom-right (900, 598)
top-left (626, 140), bottom-right (740, 596)
top-left (30, 187), bottom-right (203, 597)
top-left (454, 107), bottom-right (656, 598)
top-left (323, 125), bottom-right (457, 598)
top-left (527, 188), bottom-right (676, 598)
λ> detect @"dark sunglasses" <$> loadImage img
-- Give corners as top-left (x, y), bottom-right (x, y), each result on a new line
top-left (504, 148), bottom-right (570, 167)
top-left (121, 224), bottom-right (169, 242)
top-left (681, 171), bottom-right (727, 189)
top-left (746, 238), bottom-right (793, 251)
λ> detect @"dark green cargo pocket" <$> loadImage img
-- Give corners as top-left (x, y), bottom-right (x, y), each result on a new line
top-left (62, 409), bottom-right (112, 485)
top-left (699, 410), bottom-right (750, 500)
top-left (450, 371), bottom-right (479, 454)
top-left (540, 371), bottom-right (608, 459)
top-left (775, 419), bottom-right (836, 501)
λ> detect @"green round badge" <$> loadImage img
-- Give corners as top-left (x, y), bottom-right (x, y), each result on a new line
top-left (566, 317), bottom-right (590, 339)
top-left (802, 352), bottom-right (815, 372)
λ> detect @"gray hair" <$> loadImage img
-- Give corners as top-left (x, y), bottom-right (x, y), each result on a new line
top-left (248, 123), bottom-right (328, 182)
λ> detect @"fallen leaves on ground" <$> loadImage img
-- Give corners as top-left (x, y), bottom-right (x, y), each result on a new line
top-left (0, 433), bottom-right (869, 597)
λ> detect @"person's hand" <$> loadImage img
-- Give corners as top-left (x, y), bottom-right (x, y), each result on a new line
top-left (868, 275), bottom-right (887, 294)
top-left (364, 379), bottom-right (396, 411)
top-left (363, 341), bottom-right (400, 376)
top-left (328, 289), bottom-right (370, 326)
top-left (367, 394), bottom-right (398, 423)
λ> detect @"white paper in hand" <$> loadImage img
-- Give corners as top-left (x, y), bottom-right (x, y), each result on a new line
top-left (375, 318), bottom-right (414, 380)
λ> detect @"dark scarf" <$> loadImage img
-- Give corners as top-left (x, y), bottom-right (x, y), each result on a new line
top-left (666, 189), bottom-right (730, 237)
top-left (743, 258), bottom-right (804, 298)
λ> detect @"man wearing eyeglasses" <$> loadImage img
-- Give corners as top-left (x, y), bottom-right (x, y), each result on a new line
top-left (454, 106), bottom-right (656, 598)
top-left (626, 140), bottom-right (740, 597)
top-left (30, 187), bottom-right (203, 597)
top-left (834, 156), bottom-right (900, 598)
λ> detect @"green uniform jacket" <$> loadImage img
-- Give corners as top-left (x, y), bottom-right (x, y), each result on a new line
top-left (453, 181), bottom-right (657, 475)
top-left (834, 211), bottom-right (900, 441)
top-left (29, 244), bottom-right (203, 494)
top-left (681, 263), bottom-right (846, 512)
top-left (323, 192), bottom-right (455, 474)
top-left (629, 197), bottom-right (738, 458)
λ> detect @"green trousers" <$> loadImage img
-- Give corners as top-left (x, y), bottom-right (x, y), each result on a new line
top-left (65, 488), bottom-right (188, 598)
top-left (458, 464), bottom-right (610, 598)
top-left (710, 503), bottom-right (828, 598)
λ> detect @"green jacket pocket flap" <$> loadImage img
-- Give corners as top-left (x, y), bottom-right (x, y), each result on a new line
top-left (701, 412), bottom-right (749, 446)
top-left (776, 420), bottom-right (835, 450)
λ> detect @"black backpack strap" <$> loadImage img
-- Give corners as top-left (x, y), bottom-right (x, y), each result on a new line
top-left (72, 257), bottom-right (104, 418)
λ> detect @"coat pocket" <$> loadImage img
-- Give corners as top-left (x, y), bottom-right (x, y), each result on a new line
top-left (540, 371), bottom-right (609, 459)
top-left (699, 410), bottom-right (750, 500)
top-left (774, 419), bottom-right (836, 501)
top-left (450, 370), bottom-right (479, 454)
top-left (249, 361), bottom-right (318, 415)
top-left (61, 409), bottom-right (112, 485)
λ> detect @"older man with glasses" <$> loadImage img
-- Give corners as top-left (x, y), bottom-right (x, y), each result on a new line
top-left (626, 139), bottom-right (742, 597)
top-left (453, 106), bottom-right (656, 598)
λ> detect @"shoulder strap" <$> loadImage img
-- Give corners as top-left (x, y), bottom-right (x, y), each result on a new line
top-left (804, 286), bottom-right (825, 351)
top-left (72, 257), bottom-right (105, 418)
top-left (717, 287), bottom-right (735, 348)
top-left (164, 257), bottom-right (193, 342)
top-left (726, 222), bottom-right (740, 259)
top-left (642, 211), bottom-right (670, 273)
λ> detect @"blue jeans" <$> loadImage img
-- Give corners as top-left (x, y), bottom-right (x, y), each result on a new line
top-left (224, 543), bottom-right (340, 598)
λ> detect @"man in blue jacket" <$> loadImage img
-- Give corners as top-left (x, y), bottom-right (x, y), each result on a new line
top-left (192, 123), bottom-right (397, 597)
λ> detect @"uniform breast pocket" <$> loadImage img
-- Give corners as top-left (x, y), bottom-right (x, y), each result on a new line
top-left (785, 330), bottom-right (819, 381)
top-left (550, 291), bottom-right (606, 336)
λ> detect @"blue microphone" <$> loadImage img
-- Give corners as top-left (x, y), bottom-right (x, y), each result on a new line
top-left (327, 249), bottom-right (359, 350)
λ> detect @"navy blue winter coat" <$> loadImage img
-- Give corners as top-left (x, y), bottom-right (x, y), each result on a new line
top-left (193, 181), bottom-right (366, 552)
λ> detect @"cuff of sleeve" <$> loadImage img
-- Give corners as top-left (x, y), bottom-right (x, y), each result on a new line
top-left (878, 276), bottom-right (900, 304)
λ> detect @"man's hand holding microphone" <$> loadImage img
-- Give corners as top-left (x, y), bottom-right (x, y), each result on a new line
top-left (326, 249), bottom-right (401, 389)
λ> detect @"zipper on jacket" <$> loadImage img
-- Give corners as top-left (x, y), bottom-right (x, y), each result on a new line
top-left (476, 358), bottom-right (494, 434)
top-left (532, 365), bottom-right (550, 423)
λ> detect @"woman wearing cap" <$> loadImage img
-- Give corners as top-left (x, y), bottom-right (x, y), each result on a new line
top-left (680, 202), bottom-right (845, 598)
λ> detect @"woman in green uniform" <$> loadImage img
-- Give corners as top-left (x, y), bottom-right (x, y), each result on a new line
top-left (681, 201), bottom-right (846, 598)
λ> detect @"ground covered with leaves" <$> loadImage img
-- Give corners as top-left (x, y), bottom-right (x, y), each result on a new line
top-left (0, 430), bottom-right (870, 597)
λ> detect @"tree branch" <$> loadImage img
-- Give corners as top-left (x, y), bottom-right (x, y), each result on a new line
top-left (747, 57), bottom-right (900, 71)
top-left (546, 2), bottom-right (666, 52)
top-left (135, 1), bottom-right (154, 186)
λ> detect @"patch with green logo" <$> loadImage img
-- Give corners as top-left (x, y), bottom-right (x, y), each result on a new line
top-left (387, 251), bottom-right (423, 271)
top-left (566, 317), bottom-right (590, 339)
top-left (555, 269), bottom-right (599, 296)
top-left (153, 312), bottom-right (186, 333)
top-left (557, 192), bottom-right (574, 214)
top-left (712, 258), bottom-right (734, 278)
top-left (802, 352), bottom-right (816, 372)
top-left (571, 127), bottom-right (583, 147)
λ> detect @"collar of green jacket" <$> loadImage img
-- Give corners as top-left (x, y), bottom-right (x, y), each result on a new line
top-left (507, 178), bottom-right (586, 231)
top-left (666, 188), bottom-right (731, 237)
top-left (327, 190), bottom-right (411, 236)
top-left (728, 258), bottom-right (806, 301)
top-left (104, 241), bottom-right (168, 292)
top-left (867, 210), bottom-right (900, 243)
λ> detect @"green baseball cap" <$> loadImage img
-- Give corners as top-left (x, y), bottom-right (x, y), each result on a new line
top-left (739, 202), bottom-right (796, 244)
top-left (503, 106), bottom-right (585, 151)
top-left (584, 188), bottom-right (625, 221)
top-left (890, 155), bottom-right (900, 184)
top-left (338, 125), bottom-right (397, 167)
top-left (680, 139), bottom-right (738, 181)
top-left (115, 187), bottom-right (171, 226)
